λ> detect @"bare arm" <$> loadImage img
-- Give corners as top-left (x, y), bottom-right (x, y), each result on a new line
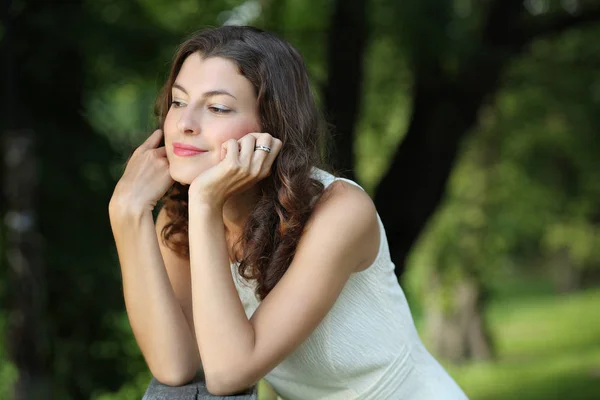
top-left (154, 206), bottom-right (201, 370)
top-left (189, 180), bottom-right (379, 395)
top-left (109, 203), bottom-right (200, 385)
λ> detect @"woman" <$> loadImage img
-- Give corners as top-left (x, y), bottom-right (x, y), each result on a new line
top-left (109, 26), bottom-right (468, 399)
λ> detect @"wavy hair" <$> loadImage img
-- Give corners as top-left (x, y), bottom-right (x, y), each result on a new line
top-left (156, 26), bottom-right (331, 300)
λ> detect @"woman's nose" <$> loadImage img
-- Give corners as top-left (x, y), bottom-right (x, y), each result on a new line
top-left (176, 110), bottom-right (201, 135)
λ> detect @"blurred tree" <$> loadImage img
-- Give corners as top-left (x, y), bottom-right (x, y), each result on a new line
top-left (2, 1), bottom-right (49, 399)
top-left (488, 24), bottom-right (600, 293)
top-left (2, 127), bottom-right (47, 400)
top-left (407, 114), bottom-right (500, 362)
top-left (323, 0), bottom-right (367, 180)
top-left (1, 0), bottom-right (180, 398)
top-left (370, 0), bottom-right (600, 278)
top-left (406, 21), bottom-right (600, 361)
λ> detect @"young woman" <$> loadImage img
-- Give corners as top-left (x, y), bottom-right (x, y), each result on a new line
top-left (109, 26), bottom-right (468, 400)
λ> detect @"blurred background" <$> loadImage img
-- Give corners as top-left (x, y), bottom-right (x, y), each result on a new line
top-left (1, 0), bottom-right (600, 399)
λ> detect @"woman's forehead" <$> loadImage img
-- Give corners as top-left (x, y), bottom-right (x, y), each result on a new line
top-left (174, 54), bottom-right (253, 98)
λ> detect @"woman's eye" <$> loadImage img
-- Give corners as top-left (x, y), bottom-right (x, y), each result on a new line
top-left (171, 100), bottom-right (186, 108)
top-left (209, 106), bottom-right (231, 114)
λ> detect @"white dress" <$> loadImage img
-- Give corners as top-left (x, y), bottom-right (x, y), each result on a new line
top-left (230, 168), bottom-right (468, 400)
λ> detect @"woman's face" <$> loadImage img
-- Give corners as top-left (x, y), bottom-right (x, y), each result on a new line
top-left (164, 53), bottom-right (260, 185)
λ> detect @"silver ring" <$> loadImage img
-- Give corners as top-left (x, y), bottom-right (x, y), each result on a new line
top-left (254, 145), bottom-right (272, 153)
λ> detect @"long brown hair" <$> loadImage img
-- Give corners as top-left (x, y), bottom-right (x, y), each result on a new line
top-left (156, 26), bottom-right (331, 300)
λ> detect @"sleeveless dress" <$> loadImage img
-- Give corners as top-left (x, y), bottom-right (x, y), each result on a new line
top-left (229, 167), bottom-right (468, 400)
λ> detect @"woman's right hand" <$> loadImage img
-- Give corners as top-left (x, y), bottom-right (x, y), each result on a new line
top-left (109, 129), bottom-right (174, 216)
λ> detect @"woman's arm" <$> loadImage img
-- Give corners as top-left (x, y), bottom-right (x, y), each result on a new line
top-left (154, 207), bottom-right (202, 370)
top-left (188, 181), bottom-right (380, 395)
top-left (109, 202), bottom-right (200, 386)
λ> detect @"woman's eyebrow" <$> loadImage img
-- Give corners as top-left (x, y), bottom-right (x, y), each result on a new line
top-left (172, 82), bottom-right (237, 100)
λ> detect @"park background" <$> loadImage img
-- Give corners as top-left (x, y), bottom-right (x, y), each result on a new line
top-left (1, 0), bottom-right (600, 399)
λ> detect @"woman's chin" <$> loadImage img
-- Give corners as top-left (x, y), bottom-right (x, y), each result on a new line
top-left (169, 167), bottom-right (207, 186)
top-left (169, 171), bottom-right (194, 186)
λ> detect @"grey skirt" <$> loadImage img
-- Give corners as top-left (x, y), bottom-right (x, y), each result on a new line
top-left (142, 371), bottom-right (258, 400)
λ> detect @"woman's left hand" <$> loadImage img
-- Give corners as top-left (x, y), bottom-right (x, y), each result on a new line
top-left (188, 132), bottom-right (282, 208)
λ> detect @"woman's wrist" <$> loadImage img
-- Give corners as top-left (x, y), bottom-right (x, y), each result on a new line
top-left (187, 186), bottom-right (225, 214)
top-left (109, 195), bottom-right (154, 223)
top-left (188, 196), bottom-right (224, 217)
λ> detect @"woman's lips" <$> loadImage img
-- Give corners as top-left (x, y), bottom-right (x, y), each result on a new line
top-left (173, 142), bottom-right (207, 157)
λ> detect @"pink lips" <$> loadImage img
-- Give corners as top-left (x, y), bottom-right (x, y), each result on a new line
top-left (173, 142), bottom-right (207, 157)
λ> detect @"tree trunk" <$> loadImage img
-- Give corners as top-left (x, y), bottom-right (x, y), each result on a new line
top-left (323, 0), bottom-right (367, 180)
top-left (374, 1), bottom-right (525, 277)
top-left (2, 1), bottom-right (49, 398)
top-left (6, 0), bottom-right (127, 397)
top-left (425, 273), bottom-right (493, 363)
top-left (552, 247), bottom-right (582, 293)
top-left (3, 130), bottom-right (49, 399)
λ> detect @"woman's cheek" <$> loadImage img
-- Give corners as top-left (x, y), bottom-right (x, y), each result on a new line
top-left (228, 119), bottom-right (261, 141)
top-left (210, 125), bottom-right (245, 146)
top-left (163, 108), bottom-right (175, 128)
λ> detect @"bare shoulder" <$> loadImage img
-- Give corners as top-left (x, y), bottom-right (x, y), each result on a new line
top-left (306, 179), bottom-right (380, 272)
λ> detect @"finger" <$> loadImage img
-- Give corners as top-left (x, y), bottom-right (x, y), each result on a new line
top-left (141, 129), bottom-right (163, 150)
top-left (220, 138), bottom-right (241, 161)
top-left (238, 134), bottom-right (257, 166)
top-left (223, 139), bottom-right (240, 163)
top-left (251, 133), bottom-right (274, 173)
top-left (244, 132), bottom-right (261, 140)
top-left (260, 138), bottom-right (282, 177)
top-left (252, 134), bottom-right (273, 162)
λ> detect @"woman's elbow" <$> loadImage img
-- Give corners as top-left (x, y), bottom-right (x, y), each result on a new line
top-left (204, 369), bottom-right (255, 396)
top-left (153, 365), bottom-right (197, 387)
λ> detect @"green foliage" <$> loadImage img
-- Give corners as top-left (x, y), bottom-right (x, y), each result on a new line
top-left (86, 78), bottom-right (160, 152)
top-left (406, 23), bottom-right (600, 307)
top-left (91, 370), bottom-right (152, 400)
top-left (544, 221), bottom-right (600, 267)
top-left (0, 315), bottom-right (17, 400)
top-left (354, 34), bottom-right (411, 194)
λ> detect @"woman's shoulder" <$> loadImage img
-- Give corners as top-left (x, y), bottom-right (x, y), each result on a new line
top-left (307, 169), bottom-right (380, 271)
top-left (310, 167), bottom-right (371, 208)
top-left (310, 167), bottom-right (366, 192)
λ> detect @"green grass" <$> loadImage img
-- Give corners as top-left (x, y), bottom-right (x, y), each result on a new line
top-left (447, 348), bottom-right (600, 400)
top-left (445, 287), bottom-right (600, 400)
